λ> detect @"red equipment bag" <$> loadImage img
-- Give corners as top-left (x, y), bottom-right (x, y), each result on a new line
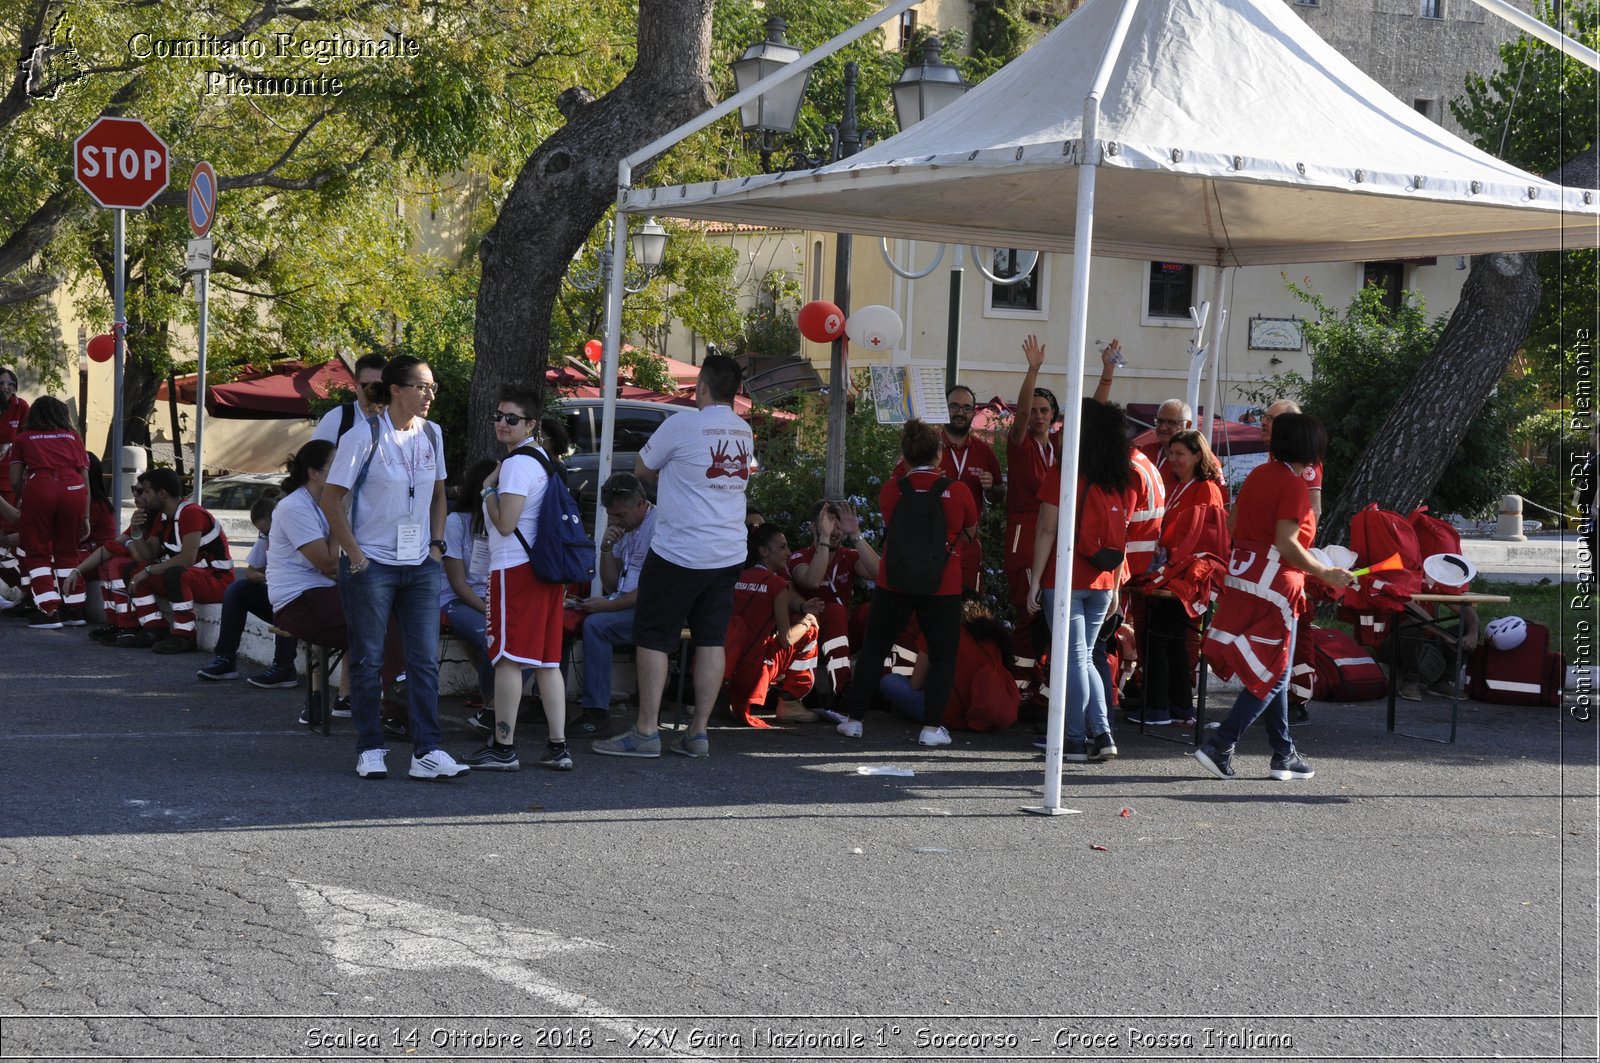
top-left (1289, 620), bottom-right (1389, 703)
top-left (1465, 622), bottom-right (1566, 706)
top-left (1339, 504), bottom-right (1426, 646)
top-left (1408, 504), bottom-right (1463, 559)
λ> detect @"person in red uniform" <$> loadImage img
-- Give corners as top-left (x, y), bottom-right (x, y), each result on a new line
top-left (1005, 335), bottom-right (1063, 709)
top-left (8, 396), bottom-right (88, 628)
top-left (789, 498), bottom-right (878, 701)
top-left (69, 471), bottom-right (158, 641)
top-left (879, 600), bottom-right (1020, 732)
top-left (1133, 429), bottom-right (1228, 727)
top-left (838, 419), bottom-right (978, 747)
top-left (0, 367), bottom-right (32, 609)
top-left (1028, 399), bottom-right (1138, 763)
top-left (121, 467), bottom-right (235, 652)
top-left (891, 384), bottom-right (1002, 595)
top-left (1197, 413), bottom-right (1354, 782)
top-left (725, 524), bottom-right (825, 727)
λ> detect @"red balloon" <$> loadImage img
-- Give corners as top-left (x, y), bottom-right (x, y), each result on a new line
top-left (87, 334), bottom-right (115, 363)
top-left (797, 300), bottom-right (845, 344)
top-left (583, 338), bottom-right (604, 362)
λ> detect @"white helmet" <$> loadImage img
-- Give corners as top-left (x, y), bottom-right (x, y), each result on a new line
top-left (1422, 552), bottom-right (1477, 593)
top-left (1486, 616), bottom-right (1528, 652)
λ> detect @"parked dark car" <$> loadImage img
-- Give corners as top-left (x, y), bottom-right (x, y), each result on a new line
top-left (552, 398), bottom-right (686, 527)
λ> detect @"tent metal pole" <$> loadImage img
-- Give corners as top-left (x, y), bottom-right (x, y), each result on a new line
top-left (1022, 0), bottom-right (1142, 817)
top-left (1465, 0), bottom-right (1600, 73)
top-left (1202, 264), bottom-right (1230, 436)
top-left (594, 166), bottom-right (632, 595)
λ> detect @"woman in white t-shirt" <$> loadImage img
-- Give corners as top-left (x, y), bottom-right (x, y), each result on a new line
top-left (462, 382), bottom-right (571, 773)
top-left (321, 355), bottom-right (467, 783)
top-left (441, 459), bottom-right (497, 722)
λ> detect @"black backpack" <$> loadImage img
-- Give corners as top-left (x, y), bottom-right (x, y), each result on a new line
top-left (884, 475), bottom-right (953, 595)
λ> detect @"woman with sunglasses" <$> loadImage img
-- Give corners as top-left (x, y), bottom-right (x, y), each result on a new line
top-left (462, 383), bottom-right (572, 773)
top-left (321, 355), bottom-right (467, 782)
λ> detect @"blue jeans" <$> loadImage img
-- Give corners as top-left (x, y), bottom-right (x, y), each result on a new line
top-left (1212, 625), bottom-right (1297, 755)
top-left (581, 608), bottom-right (635, 710)
top-left (340, 556), bottom-right (443, 755)
top-left (880, 673), bottom-right (927, 723)
top-left (442, 599), bottom-right (494, 697)
top-left (215, 579), bottom-right (296, 668)
top-left (1042, 586), bottom-right (1113, 742)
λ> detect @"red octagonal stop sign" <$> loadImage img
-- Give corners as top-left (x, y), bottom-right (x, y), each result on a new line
top-left (74, 116), bottom-right (169, 210)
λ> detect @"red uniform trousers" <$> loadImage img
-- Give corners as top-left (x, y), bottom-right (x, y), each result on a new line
top-left (134, 565), bottom-right (234, 636)
top-left (726, 621), bottom-right (820, 727)
top-left (17, 472), bottom-right (87, 614)
top-left (100, 554), bottom-right (144, 630)
top-left (817, 601), bottom-right (857, 697)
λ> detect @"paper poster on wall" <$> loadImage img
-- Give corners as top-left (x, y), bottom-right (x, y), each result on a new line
top-left (869, 365), bottom-right (949, 425)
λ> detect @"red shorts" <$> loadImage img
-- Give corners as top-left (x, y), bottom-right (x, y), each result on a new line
top-left (486, 563), bottom-right (563, 667)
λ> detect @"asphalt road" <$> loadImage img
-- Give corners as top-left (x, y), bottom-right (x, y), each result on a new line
top-left (2, 621), bottom-right (1596, 1062)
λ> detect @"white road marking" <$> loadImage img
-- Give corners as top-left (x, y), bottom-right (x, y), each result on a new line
top-left (291, 881), bottom-right (707, 1058)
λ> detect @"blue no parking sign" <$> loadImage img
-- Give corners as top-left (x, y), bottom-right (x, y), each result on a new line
top-left (187, 161), bottom-right (216, 237)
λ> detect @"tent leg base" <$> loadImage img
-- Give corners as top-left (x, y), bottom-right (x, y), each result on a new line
top-left (1018, 805), bottom-right (1083, 816)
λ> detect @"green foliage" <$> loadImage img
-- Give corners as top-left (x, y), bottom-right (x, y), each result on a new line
top-left (1452, 0), bottom-right (1599, 401)
top-left (736, 270), bottom-right (802, 358)
top-left (1267, 282), bottom-right (1537, 518)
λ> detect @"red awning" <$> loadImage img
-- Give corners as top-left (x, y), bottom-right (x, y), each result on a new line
top-left (157, 360), bottom-right (356, 419)
top-left (1132, 415), bottom-right (1267, 455)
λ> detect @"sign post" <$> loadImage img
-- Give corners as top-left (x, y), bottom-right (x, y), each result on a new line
top-left (186, 161), bottom-right (217, 502)
top-left (73, 116), bottom-right (169, 508)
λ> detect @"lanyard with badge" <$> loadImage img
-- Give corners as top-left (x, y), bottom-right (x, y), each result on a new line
top-left (395, 424), bottom-right (427, 561)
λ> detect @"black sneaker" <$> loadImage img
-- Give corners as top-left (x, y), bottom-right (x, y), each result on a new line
top-left (466, 708), bottom-right (494, 736)
top-left (1290, 702), bottom-right (1311, 724)
top-left (115, 629), bottom-right (159, 649)
top-left (89, 624), bottom-right (120, 642)
top-left (1194, 742), bottom-right (1236, 780)
top-left (197, 655), bottom-right (239, 680)
top-left (539, 742), bottom-right (574, 771)
top-left (1063, 738), bottom-right (1089, 763)
top-left (297, 706), bottom-right (320, 727)
top-left (330, 696), bottom-right (352, 718)
top-left (1, 599), bottom-right (36, 619)
top-left (1269, 749), bottom-right (1315, 781)
top-left (570, 708), bottom-right (612, 740)
top-left (1086, 732), bottom-right (1118, 761)
top-left (462, 742), bottom-right (519, 771)
top-left (152, 634), bottom-right (198, 654)
top-left (247, 664), bottom-right (298, 689)
top-left (382, 718), bottom-right (411, 741)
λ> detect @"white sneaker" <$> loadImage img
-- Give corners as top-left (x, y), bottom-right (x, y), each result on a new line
top-left (836, 719), bottom-right (863, 738)
top-left (410, 748), bottom-right (470, 780)
top-left (356, 749), bottom-right (388, 780)
top-left (917, 725), bottom-right (952, 747)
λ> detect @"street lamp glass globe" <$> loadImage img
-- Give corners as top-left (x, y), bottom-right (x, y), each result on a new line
top-left (630, 217), bottom-right (668, 269)
top-left (733, 16), bottom-right (809, 135)
top-left (893, 35), bottom-right (968, 130)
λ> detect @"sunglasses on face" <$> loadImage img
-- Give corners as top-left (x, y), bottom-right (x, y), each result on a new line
top-left (947, 402), bottom-right (975, 414)
top-left (490, 411), bottom-right (531, 426)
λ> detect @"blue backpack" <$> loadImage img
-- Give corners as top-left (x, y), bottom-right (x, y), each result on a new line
top-left (508, 446), bottom-right (596, 584)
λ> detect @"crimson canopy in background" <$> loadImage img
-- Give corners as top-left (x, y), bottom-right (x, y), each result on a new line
top-left (1130, 414), bottom-right (1267, 455)
top-left (157, 360), bottom-right (356, 419)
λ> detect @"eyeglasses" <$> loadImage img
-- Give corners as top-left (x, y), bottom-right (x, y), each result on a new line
top-left (947, 403), bottom-right (975, 414)
top-left (1155, 417), bottom-right (1184, 429)
top-left (490, 411), bottom-right (531, 426)
top-left (398, 382), bottom-right (438, 395)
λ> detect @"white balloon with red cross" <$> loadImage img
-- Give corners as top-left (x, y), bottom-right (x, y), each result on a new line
top-left (844, 304), bottom-right (903, 353)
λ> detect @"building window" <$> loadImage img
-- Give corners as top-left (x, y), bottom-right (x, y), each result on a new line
top-left (986, 248), bottom-right (1043, 315)
top-left (1363, 261), bottom-right (1406, 316)
top-left (1145, 261), bottom-right (1195, 321)
top-left (899, 9), bottom-right (918, 50)
top-left (1420, 0), bottom-right (1443, 18)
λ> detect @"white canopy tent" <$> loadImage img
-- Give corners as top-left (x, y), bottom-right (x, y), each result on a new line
top-left (601, 0), bottom-right (1599, 811)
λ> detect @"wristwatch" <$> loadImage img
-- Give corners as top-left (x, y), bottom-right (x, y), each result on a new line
top-left (429, 538), bottom-right (446, 551)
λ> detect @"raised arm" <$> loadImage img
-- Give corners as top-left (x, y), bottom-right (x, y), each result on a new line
top-left (1009, 334), bottom-right (1048, 447)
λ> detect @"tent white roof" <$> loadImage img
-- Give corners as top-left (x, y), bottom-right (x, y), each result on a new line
top-left (621, 0), bottom-right (1599, 264)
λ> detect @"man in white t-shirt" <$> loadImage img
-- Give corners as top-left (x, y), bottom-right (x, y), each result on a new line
top-left (593, 354), bottom-right (752, 760)
top-left (312, 353), bottom-right (387, 444)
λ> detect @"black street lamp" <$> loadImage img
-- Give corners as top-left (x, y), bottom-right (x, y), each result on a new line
top-left (733, 23), bottom-right (968, 494)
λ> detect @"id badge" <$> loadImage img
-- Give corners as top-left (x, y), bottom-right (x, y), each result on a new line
top-left (470, 536), bottom-right (490, 575)
top-left (396, 523), bottom-right (425, 561)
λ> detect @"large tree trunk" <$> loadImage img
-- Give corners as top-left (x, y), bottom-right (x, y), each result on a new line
top-left (1320, 147), bottom-right (1597, 543)
top-left (469, 0), bottom-right (715, 460)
